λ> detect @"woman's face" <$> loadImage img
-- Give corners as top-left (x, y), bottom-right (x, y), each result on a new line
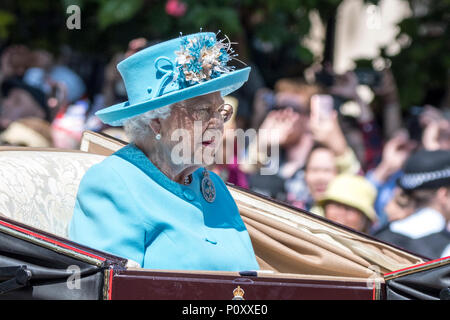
top-left (158, 91), bottom-right (230, 166)
top-left (305, 148), bottom-right (338, 201)
top-left (324, 201), bottom-right (368, 232)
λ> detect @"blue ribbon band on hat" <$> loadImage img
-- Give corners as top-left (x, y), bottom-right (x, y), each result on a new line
top-left (153, 56), bottom-right (176, 98)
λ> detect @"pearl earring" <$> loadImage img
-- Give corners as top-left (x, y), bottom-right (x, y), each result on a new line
top-left (155, 133), bottom-right (161, 140)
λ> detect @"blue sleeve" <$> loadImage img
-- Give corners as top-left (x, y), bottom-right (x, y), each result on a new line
top-left (68, 162), bottom-right (148, 266)
top-left (365, 169), bottom-right (383, 191)
top-left (365, 170), bottom-right (402, 229)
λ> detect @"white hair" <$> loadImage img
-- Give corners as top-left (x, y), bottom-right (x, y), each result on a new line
top-left (123, 104), bottom-right (173, 143)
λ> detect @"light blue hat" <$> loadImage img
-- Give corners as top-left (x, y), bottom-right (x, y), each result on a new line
top-left (24, 66), bottom-right (86, 104)
top-left (95, 32), bottom-right (251, 126)
top-left (49, 65), bottom-right (86, 103)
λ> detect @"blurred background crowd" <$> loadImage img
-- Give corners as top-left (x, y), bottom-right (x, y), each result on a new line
top-left (0, 0), bottom-right (449, 260)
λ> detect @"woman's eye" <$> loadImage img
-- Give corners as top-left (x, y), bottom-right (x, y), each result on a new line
top-left (192, 108), bottom-right (210, 120)
top-left (193, 108), bottom-right (207, 113)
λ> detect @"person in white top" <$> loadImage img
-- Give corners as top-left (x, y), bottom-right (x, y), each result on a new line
top-left (374, 149), bottom-right (450, 259)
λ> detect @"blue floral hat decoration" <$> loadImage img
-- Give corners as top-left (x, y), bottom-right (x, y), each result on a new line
top-left (95, 31), bottom-right (250, 126)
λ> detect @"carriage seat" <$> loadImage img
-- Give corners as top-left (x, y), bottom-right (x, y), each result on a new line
top-left (0, 148), bottom-right (105, 238)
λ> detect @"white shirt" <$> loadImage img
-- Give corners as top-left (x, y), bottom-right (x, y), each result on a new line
top-left (441, 244), bottom-right (450, 258)
top-left (390, 207), bottom-right (446, 239)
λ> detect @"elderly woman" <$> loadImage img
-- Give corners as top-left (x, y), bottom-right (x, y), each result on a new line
top-left (69, 32), bottom-right (259, 271)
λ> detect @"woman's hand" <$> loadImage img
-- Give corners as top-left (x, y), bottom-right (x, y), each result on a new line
top-left (258, 108), bottom-right (302, 147)
top-left (309, 94), bottom-right (347, 156)
top-left (241, 108), bottom-right (302, 173)
top-left (372, 131), bottom-right (417, 183)
top-left (420, 106), bottom-right (450, 150)
top-left (422, 118), bottom-right (450, 151)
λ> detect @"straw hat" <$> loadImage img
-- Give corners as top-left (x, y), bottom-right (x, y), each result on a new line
top-left (0, 118), bottom-right (52, 147)
top-left (318, 174), bottom-right (377, 222)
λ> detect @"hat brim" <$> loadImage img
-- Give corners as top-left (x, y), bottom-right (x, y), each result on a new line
top-left (318, 196), bottom-right (377, 222)
top-left (95, 67), bottom-right (251, 126)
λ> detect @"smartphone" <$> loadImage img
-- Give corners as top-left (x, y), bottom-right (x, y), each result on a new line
top-left (406, 106), bottom-right (424, 142)
top-left (311, 94), bottom-right (334, 122)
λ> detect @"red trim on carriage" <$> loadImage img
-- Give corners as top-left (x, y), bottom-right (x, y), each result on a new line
top-left (0, 220), bottom-right (106, 262)
top-left (384, 256), bottom-right (450, 277)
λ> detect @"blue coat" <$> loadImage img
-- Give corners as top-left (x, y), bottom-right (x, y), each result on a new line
top-left (69, 144), bottom-right (259, 271)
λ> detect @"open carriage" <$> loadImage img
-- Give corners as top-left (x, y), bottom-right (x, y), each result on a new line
top-left (0, 131), bottom-right (449, 300)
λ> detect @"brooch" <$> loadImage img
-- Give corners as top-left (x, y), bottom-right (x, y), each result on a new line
top-left (201, 169), bottom-right (215, 203)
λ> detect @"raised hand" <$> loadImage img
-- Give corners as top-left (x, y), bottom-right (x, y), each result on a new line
top-left (258, 107), bottom-right (302, 147)
top-left (309, 94), bottom-right (347, 156)
top-left (372, 130), bottom-right (417, 182)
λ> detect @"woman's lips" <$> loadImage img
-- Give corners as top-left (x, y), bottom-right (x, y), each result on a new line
top-left (202, 136), bottom-right (216, 146)
top-left (202, 140), bottom-right (214, 146)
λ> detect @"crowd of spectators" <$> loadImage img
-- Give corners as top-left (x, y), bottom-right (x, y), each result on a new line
top-left (0, 38), bottom-right (449, 260)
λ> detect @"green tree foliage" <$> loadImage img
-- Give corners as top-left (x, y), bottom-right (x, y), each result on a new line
top-left (379, 0), bottom-right (450, 108)
top-left (0, 0), bottom-right (446, 108)
top-left (0, 0), bottom-right (340, 60)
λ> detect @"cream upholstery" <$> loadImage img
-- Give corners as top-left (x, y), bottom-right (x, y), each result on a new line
top-left (0, 149), bottom-right (105, 238)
